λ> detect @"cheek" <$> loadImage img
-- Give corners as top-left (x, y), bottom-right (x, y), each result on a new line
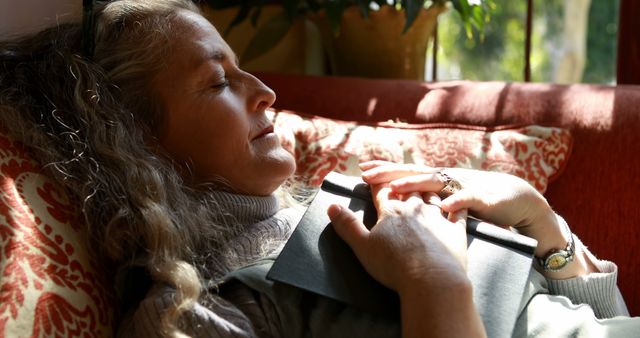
top-left (160, 121), bottom-right (247, 180)
top-left (190, 110), bottom-right (250, 167)
top-left (194, 132), bottom-right (248, 174)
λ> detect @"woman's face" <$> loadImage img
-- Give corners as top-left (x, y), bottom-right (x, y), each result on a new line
top-left (153, 10), bottom-right (295, 196)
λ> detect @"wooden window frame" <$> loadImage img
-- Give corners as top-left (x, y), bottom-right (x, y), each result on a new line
top-left (617, 0), bottom-right (640, 84)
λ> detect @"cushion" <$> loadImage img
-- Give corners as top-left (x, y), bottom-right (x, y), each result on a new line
top-left (0, 132), bottom-right (113, 337)
top-left (271, 110), bottom-right (572, 193)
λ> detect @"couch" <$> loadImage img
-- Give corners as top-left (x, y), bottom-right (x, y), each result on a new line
top-left (258, 73), bottom-right (640, 318)
top-left (1, 73), bottom-right (639, 336)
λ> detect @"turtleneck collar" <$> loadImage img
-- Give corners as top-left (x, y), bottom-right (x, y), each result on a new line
top-left (208, 190), bottom-right (280, 227)
top-left (199, 190), bottom-right (303, 282)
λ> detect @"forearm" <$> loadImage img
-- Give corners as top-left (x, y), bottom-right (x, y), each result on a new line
top-left (398, 276), bottom-right (486, 338)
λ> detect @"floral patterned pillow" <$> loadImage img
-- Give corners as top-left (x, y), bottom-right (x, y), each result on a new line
top-left (271, 110), bottom-right (572, 193)
top-left (0, 132), bottom-right (113, 337)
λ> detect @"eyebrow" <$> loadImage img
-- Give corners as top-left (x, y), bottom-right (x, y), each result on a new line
top-left (192, 48), bottom-right (240, 86)
top-left (201, 49), bottom-right (239, 66)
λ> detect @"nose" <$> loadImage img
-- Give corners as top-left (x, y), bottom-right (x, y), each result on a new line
top-left (246, 73), bottom-right (276, 113)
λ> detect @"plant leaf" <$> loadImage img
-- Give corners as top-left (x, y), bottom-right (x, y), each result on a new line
top-left (241, 12), bottom-right (292, 64)
top-left (470, 5), bottom-right (484, 29)
top-left (250, 5), bottom-right (263, 27)
top-left (204, 0), bottom-right (242, 10)
top-left (451, 0), bottom-right (475, 38)
top-left (282, 0), bottom-right (300, 22)
top-left (402, 0), bottom-right (423, 33)
top-left (355, 0), bottom-right (370, 18)
top-left (224, 3), bottom-right (253, 36)
top-left (325, 0), bottom-right (345, 34)
top-left (450, 0), bottom-right (467, 18)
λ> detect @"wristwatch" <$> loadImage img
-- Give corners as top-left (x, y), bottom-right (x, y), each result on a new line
top-left (536, 222), bottom-right (575, 272)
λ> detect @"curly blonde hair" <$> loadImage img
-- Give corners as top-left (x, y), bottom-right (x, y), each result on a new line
top-left (0, 0), bottom-right (248, 336)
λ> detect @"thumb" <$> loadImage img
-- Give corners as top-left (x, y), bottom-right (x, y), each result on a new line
top-left (327, 204), bottom-right (369, 254)
top-left (441, 189), bottom-right (485, 214)
top-left (448, 208), bottom-right (468, 228)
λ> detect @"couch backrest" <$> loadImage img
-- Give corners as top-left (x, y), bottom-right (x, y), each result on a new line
top-left (258, 73), bottom-right (640, 316)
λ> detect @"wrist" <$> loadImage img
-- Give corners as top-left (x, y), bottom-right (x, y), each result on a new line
top-left (525, 212), bottom-right (569, 257)
top-left (536, 226), bottom-right (575, 272)
top-left (533, 214), bottom-right (573, 269)
top-left (537, 234), bottom-right (592, 279)
top-left (398, 273), bottom-right (473, 304)
top-left (396, 268), bottom-right (471, 299)
top-left (398, 274), bottom-right (485, 338)
top-left (532, 218), bottom-right (597, 279)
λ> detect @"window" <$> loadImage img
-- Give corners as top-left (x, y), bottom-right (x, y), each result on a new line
top-left (427, 0), bottom-right (619, 84)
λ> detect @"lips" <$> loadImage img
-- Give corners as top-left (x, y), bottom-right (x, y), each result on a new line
top-left (253, 125), bottom-right (274, 140)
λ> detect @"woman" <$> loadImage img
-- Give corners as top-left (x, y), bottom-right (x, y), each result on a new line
top-left (0, 0), bottom-right (636, 337)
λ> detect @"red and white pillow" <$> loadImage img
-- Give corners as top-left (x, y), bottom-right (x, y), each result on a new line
top-left (272, 110), bottom-right (572, 193)
top-left (0, 133), bottom-right (113, 337)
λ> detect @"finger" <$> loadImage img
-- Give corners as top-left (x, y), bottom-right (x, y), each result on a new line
top-left (421, 192), bottom-right (445, 217)
top-left (358, 160), bottom-right (396, 171)
top-left (440, 189), bottom-right (486, 213)
top-left (403, 191), bottom-right (423, 203)
top-left (370, 184), bottom-right (395, 214)
top-left (447, 208), bottom-right (469, 268)
top-left (389, 173), bottom-right (445, 194)
top-left (371, 183), bottom-right (393, 201)
top-left (422, 191), bottom-right (442, 207)
top-left (328, 204), bottom-right (369, 254)
top-left (362, 165), bottom-right (435, 184)
top-left (448, 208), bottom-right (468, 228)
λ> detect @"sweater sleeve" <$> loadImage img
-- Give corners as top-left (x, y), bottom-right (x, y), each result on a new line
top-left (117, 283), bottom-right (260, 338)
top-left (545, 235), bottom-right (630, 319)
top-left (513, 232), bottom-right (640, 338)
top-left (513, 288), bottom-right (640, 338)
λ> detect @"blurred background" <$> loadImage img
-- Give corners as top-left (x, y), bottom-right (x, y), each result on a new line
top-left (0, 0), bottom-right (632, 84)
top-left (428, 0), bottom-right (618, 84)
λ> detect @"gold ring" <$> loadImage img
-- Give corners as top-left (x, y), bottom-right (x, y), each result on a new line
top-left (436, 171), bottom-right (462, 198)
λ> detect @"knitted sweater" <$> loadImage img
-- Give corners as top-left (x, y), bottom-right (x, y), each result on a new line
top-left (117, 191), bottom-right (639, 338)
top-left (194, 191), bottom-right (301, 281)
top-left (117, 190), bottom-right (302, 337)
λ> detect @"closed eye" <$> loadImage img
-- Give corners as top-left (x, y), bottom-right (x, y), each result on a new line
top-left (212, 79), bottom-right (230, 90)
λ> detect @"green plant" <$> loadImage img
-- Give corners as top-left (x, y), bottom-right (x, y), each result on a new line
top-left (201, 0), bottom-right (493, 63)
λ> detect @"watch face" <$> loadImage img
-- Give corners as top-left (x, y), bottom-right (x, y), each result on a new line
top-left (547, 253), bottom-right (568, 270)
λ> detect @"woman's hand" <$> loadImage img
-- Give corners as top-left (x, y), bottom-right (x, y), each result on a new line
top-left (327, 185), bottom-right (487, 338)
top-left (359, 161), bottom-right (565, 258)
top-left (327, 186), bottom-right (469, 293)
top-left (359, 161), bottom-right (597, 279)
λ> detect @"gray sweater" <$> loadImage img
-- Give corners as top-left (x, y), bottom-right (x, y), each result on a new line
top-left (117, 191), bottom-right (639, 338)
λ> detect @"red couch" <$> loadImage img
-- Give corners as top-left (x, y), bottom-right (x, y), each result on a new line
top-left (1, 73), bottom-right (638, 336)
top-left (257, 72), bottom-right (640, 317)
